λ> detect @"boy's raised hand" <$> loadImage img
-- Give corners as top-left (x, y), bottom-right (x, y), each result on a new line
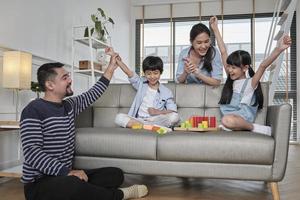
top-left (279, 35), bottom-right (292, 51)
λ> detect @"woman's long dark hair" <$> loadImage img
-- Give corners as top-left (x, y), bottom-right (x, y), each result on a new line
top-left (218, 50), bottom-right (264, 110)
top-left (190, 23), bottom-right (215, 73)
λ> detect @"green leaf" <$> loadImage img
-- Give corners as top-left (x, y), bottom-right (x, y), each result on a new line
top-left (95, 21), bottom-right (102, 33)
top-left (90, 28), bottom-right (94, 36)
top-left (97, 8), bottom-right (106, 18)
top-left (31, 82), bottom-right (42, 92)
top-left (84, 27), bottom-right (89, 37)
top-left (101, 29), bottom-right (105, 37)
top-left (84, 27), bottom-right (94, 37)
top-left (108, 17), bottom-right (115, 25)
top-left (91, 14), bottom-right (97, 22)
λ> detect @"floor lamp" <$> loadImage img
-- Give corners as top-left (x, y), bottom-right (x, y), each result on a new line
top-left (2, 51), bottom-right (32, 121)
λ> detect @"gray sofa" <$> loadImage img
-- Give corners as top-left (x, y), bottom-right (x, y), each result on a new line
top-left (74, 82), bottom-right (291, 200)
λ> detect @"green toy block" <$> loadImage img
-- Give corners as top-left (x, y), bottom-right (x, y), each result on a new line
top-left (198, 123), bottom-right (204, 128)
top-left (157, 127), bottom-right (167, 135)
top-left (180, 122), bottom-right (186, 128)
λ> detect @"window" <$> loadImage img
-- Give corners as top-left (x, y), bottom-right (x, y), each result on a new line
top-left (136, 13), bottom-right (297, 141)
top-left (142, 23), bottom-right (172, 80)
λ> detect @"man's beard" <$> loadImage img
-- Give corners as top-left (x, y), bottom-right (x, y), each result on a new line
top-left (65, 86), bottom-right (73, 97)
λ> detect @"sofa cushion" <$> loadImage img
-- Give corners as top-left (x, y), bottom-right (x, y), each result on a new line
top-left (157, 131), bottom-right (274, 165)
top-left (93, 84), bottom-right (121, 107)
top-left (75, 127), bottom-right (157, 160)
top-left (176, 84), bottom-right (205, 107)
top-left (93, 108), bottom-right (119, 127)
top-left (120, 85), bottom-right (136, 107)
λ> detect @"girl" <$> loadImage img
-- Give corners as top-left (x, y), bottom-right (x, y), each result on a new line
top-left (176, 22), bottom-right (223, 86)
top-left (210, 16), bottom-right (292, 135)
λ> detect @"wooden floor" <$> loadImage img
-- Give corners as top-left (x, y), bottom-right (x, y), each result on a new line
top-left (1, 145), bottom-right (299, 200)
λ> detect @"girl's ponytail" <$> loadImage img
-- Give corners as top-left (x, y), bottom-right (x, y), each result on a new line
top-left (219, 78), bottom-right (233, 105)
top-left (248, 66), bottom-right (264, 110)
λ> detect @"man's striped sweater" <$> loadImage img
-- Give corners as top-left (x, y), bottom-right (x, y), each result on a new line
top-left (20, 76), bottom-right (109, 183)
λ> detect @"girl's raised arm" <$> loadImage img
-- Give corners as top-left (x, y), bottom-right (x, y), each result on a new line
top-left (251, 35), bottom-right (292, 88)
top-left (210, 16), bottom-right (229, 74)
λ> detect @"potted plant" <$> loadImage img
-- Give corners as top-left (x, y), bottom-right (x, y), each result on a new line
top-left (84, 8), bottom-right (115, 43)
top-left (31, 81), bottom-right (42, 99)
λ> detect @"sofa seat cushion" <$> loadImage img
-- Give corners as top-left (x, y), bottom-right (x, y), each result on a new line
top-left (157, 131), bottom-right (274, 165)
top-left (75, 128), bottom-right (157, 160)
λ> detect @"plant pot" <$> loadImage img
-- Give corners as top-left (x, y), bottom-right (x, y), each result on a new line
top-left (96, 32), bottom-right (107, 43)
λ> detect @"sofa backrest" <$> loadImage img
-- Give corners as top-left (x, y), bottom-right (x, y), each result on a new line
top-left (76, 82), bottom-right (268, 128)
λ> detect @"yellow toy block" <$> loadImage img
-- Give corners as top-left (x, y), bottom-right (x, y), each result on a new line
top-left (202, 121), bottom-right (208, 129)
top-left (132, 124), bottom-right (143, 129)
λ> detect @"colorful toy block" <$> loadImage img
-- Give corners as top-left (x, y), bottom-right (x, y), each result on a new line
top-left (157, 127), bottom-right (168, 135)
top-left (187, 115), bottom-right (217, 128)
top-left (143, 124), bottom-right (153, 130)
top-left (132, 124), bottom-right (143, 129)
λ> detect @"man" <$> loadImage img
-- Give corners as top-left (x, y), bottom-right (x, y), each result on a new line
top-left (20, 54), bottom-right (148, 200)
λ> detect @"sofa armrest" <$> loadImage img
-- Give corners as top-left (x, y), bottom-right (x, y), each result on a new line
top-left (75, 107), bottom-right (93, 128)
top-left (266, 103), bottom-right (292, 181)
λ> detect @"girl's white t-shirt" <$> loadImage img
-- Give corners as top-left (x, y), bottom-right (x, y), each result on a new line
top-left (138, 86), bottom-right (158, 118)
top-left (233, 78), bottom-right (257, 105)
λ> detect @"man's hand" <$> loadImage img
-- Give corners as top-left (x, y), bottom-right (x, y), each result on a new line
top-left (68, 170), bottom-right (88, 182)
top-left (108, 53), bottom-right (119, 69)
top-left (103, 53), bottom-right (119, 80)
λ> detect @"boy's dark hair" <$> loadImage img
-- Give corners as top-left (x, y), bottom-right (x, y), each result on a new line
top-left (37, 62), bottom-right (64, 91)
top-left (219, 50), bottom-right (264, 110)
top-left (190, 23), bottom-right (216, 73)
top-left (142, 56), bottom-right (163, 73)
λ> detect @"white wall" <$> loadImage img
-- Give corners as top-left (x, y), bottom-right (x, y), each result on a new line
top-left (0, 0), bottom-right (130, 67)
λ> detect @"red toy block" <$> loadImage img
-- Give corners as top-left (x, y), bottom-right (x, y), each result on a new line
top-left (209, 116), bottom-right (216, 128)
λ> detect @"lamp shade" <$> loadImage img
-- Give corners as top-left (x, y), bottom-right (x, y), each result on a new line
top-left (3, 51), bottom-right (32, 89)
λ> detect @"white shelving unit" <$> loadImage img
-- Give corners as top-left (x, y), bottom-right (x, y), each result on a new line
top-left (263, 0), bottom-right (297, 104)
top-left (71, 25), bottom-right (110, 87)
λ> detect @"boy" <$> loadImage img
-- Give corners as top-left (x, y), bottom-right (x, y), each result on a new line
top-left (107, 48), bottom-right (180, 128)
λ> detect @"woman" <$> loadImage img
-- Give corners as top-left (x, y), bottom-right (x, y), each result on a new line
top-left (176, 23), bottom-right (223, 86)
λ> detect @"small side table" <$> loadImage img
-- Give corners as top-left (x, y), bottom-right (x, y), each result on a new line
top-left (0, 121), bottom-right (22, 178)
top-left (0, 121), bottom-right (20, 131)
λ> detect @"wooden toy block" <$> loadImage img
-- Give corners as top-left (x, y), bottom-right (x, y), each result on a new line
top-left (173, 127), bottom-right (219, 132)
top-left (156, 127), bottom-right (168, 135)
top-left (152, 126), bottom-right (161, 131)
top-left (143, 124), bottom-right (154, 130)
top-left (132, 124), bottom-right (143, 129)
